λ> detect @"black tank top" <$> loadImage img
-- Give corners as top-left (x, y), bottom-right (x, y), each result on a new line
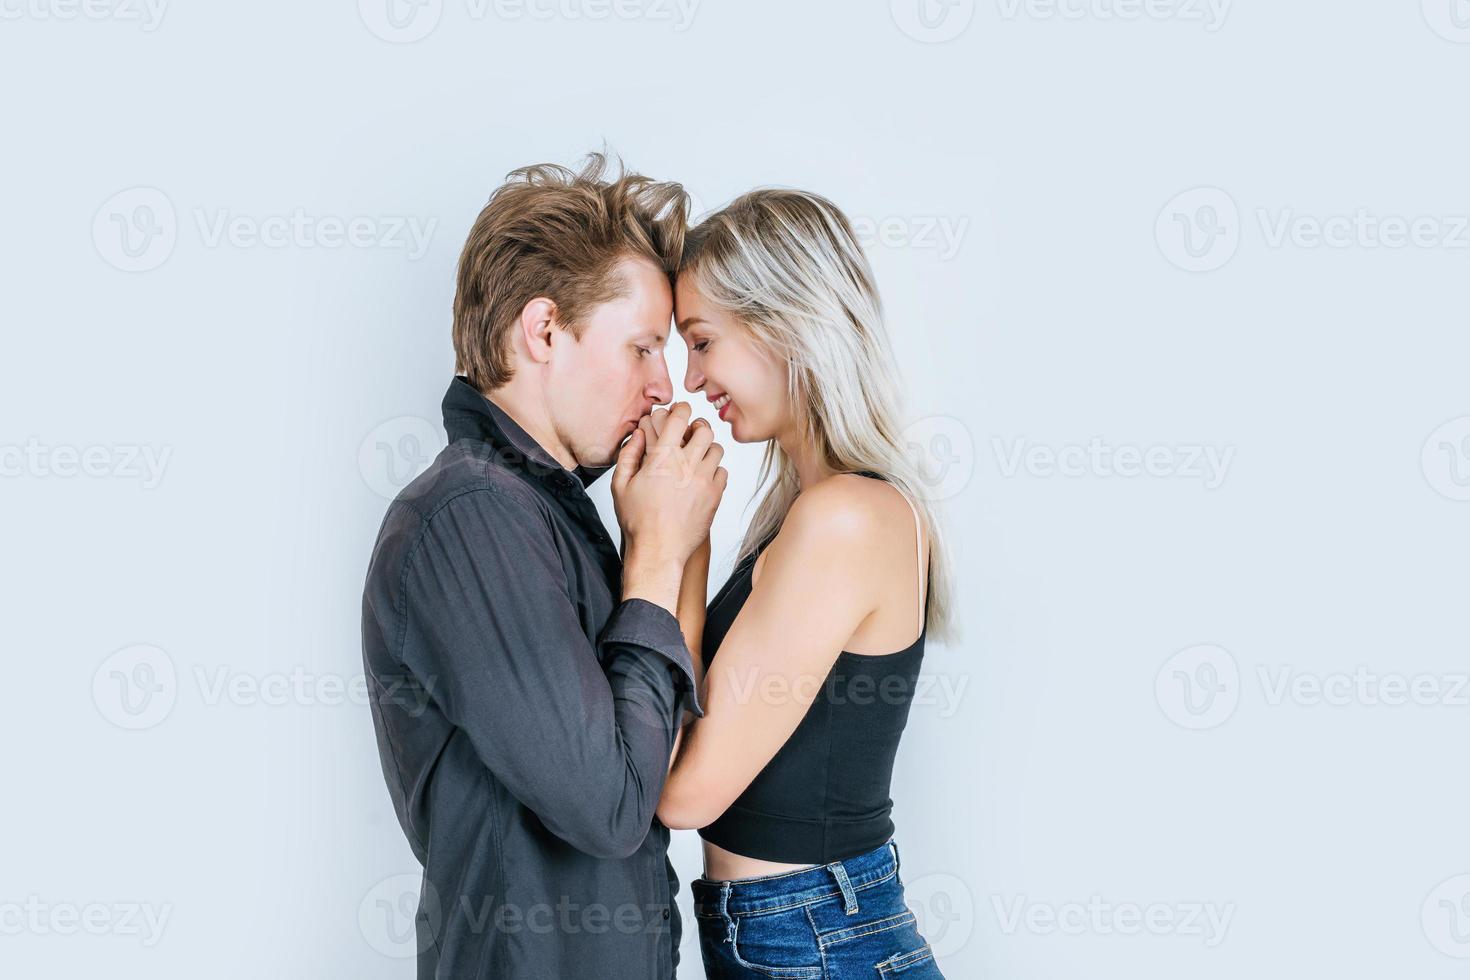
top-left (696, 475), bottom-right (928, 865)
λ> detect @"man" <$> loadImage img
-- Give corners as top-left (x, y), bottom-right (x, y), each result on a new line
top-left (362, 154), bottom-right (726, 979)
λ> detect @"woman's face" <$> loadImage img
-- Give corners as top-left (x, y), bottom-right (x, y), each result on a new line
top-left (674, 274), bottom-right (791, 444)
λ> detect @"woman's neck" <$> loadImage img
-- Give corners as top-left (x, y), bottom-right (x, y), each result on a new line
top-left (777, 429), bottom-right (834, 492)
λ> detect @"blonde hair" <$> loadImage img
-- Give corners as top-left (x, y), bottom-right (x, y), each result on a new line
top-left (681, 189), bottom-right (956, 641)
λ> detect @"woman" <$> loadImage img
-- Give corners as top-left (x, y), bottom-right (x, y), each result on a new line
top-left (651, 189), bottom-right (957, 979)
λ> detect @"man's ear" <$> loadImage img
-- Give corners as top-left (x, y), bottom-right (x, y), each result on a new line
top-left (518, 297), bottom-right (559, 365)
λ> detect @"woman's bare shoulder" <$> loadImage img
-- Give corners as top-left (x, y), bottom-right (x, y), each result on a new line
top-left (771, 472), bottom-right (915, 559)
top-left (795, 472), bottom-right (911, 526)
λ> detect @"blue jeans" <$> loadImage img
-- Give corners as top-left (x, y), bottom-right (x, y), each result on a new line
top-left (691, 840), bottom-right (945, 978)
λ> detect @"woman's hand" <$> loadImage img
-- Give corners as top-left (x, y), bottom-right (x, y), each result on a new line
top-left (641, 404), bottom-right (708, 448)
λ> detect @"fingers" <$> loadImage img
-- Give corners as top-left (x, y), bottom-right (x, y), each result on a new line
top-left (681, 417), bottom-right (706, 447)
top-left (655, 402), bottom-right (693, 450)
top-left (648, 406), bottom-right (669, 439)
top-left (681, 417), bottom-right (715, 459)
top-left (613, 426), bottom-right (644, 488)
top-left (632, 405), bottom-right (726, 490)
top-left (639, 415), bottom-right (678, 477)
top-left (645, 404), bottom-right (715, 449)
top-left (697, 439), bottom-right (725, 477)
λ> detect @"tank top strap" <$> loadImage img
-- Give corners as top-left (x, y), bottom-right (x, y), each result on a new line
top-left (895, 487), bottom-right (927, 635)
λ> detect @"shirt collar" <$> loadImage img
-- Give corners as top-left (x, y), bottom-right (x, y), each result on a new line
top-left (441, 376), bottom-right (612, 491)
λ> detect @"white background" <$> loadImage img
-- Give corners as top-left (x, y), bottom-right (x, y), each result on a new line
top-left (3, 1), bottom-right (1469, 976)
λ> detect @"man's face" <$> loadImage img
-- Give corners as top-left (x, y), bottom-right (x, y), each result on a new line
top-left (545, 256), bottom-right (675, 468)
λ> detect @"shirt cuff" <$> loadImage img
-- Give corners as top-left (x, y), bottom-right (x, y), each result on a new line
top-left (599, 598), bottom-right (705, 719)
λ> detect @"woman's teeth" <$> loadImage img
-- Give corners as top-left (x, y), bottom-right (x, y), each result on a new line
top-left (713, 394), bottom-right (731, 411)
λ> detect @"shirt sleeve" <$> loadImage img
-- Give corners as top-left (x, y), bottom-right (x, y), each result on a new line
top-left (399, 486), bottom-right (702, 859)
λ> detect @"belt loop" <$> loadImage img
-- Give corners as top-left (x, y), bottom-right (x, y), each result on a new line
top-left (719, 880), bottom-right (734, 944)
top-left (889, 839), bottom-right (901, 876)
top-left (827, 860), bottom-right (860, 915)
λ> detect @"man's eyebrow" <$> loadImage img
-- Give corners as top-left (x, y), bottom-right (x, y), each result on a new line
top-left (676, 316), bottom-right (707, 332)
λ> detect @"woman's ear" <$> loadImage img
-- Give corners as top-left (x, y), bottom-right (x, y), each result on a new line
top-left (518, 297), bottom-right (558, 365)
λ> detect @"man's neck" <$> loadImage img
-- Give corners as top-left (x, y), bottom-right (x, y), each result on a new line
top-left (482, 380), bottom-right (577, 471)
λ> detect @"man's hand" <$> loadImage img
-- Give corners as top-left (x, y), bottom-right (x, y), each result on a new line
top-left (611, 402), bottom-right (726, 614)
top-left (641, 404), bottom-right (680, 443)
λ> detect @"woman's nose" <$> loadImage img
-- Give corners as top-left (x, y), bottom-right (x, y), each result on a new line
top-left (683, 358), bottom-right (704, 394)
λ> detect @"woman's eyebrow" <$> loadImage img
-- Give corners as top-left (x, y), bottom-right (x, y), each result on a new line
top-left (676, 316), bottom-right (707, 333)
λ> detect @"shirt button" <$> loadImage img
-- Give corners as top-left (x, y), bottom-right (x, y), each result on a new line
top-left (663, 908), bottom-right (670, 919)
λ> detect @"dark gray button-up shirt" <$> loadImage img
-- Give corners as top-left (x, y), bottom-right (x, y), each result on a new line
top-left (362, 376), bottom-right (702, 979)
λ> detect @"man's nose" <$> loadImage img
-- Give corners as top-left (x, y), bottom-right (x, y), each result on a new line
top-left (647, 355), bottom-right (673, 405)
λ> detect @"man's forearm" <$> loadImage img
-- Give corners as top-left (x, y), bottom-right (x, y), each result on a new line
top-left (622, 546), bottom-right (686, 616)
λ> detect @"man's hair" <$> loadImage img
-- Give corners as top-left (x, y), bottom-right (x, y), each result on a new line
top-left (452, 152), bottom-right (689, 391)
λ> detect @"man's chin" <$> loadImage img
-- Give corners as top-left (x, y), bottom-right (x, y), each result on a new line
top-left (569, 422), bottom-right (639, 470)
top-left (572, 440), bottom-right (619, 471)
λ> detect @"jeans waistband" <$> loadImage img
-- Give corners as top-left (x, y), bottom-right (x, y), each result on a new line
top-left (691, 839), bottom-right (900, 917)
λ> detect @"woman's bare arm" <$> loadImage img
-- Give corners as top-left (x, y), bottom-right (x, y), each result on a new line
top-left (668, 535), bottom-right (710, 767)
top-left (655, 477), bottom-right (885, 828)
top-left (678, 535), bottom-right (710, 689)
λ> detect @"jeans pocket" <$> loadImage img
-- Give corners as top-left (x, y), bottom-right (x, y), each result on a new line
top-left (728, 909), bottom-right (824, 979)
top-left (816, 905), bottom-right (946, 979)
top-left (876, 941), bottom-right (944, 977)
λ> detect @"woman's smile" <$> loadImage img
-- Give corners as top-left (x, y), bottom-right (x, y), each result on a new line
top-left (708, 391), bottom-right (733, 421)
